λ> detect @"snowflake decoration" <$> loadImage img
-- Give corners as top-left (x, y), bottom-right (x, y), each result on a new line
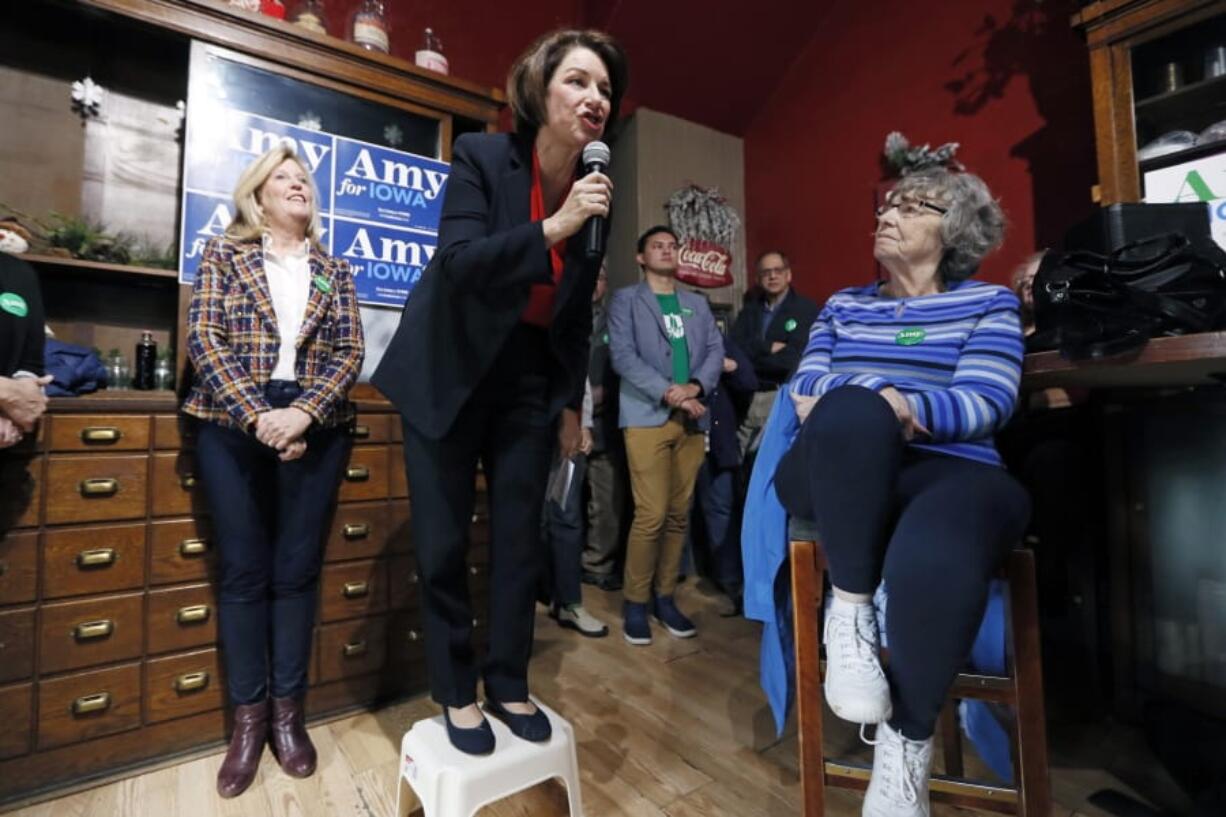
top-left (383, 124), bottom-right (403, 147)
top-left (71, 76), bottom-right (104, 120)
top-left (297, 111), bottom-right (322, 131)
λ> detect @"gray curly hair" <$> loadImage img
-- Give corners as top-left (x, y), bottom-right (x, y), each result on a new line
top-left (888, 167), bottom-right (1006, 283)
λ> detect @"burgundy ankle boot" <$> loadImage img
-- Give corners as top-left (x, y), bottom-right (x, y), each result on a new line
top-left (216, 700), bottom-right (269, 798)
top-left (269, 696), bottom-right (317, 778)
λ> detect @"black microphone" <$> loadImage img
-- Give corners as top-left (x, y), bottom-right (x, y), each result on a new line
top-left (582, 140), bottom-right (611, 260)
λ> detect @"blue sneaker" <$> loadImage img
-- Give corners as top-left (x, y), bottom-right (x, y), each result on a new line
top-left (654, 594), bottom-right (696, 638)
top-left (623, 601), bottom-right (652, 645)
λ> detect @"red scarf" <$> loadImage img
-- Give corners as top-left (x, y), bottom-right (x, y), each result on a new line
top-left (520, 149), bottom-right (572, 328)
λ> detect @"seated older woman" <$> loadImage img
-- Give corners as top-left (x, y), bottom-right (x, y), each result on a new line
top-left (773, 167), bottom-right (1029, 817)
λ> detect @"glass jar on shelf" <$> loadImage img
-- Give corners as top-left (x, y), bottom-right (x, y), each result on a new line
top-left (290, 0), bottom-right (328, 35)
top-left (351, 0), bottom-right (389, 54)
top-left (415, 27), bottom-right (449, 75)
top-left (153, 349), bottom-right (175, 391)
top-left (105, 349), bottom-right (130, 390)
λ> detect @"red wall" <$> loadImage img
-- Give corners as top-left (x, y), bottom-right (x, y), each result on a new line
top-left (744, 0), bottom-right (1098, 303)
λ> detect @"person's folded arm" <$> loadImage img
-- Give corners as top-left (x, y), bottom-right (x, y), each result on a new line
top-left (788, 307), bottom-right (893, 398)
top-left (902, 290), bottom-right (1025, 443)
top-left (185, 239), bottom-right (272, 430)
top-left (290, 261), bottom-right (365, 425)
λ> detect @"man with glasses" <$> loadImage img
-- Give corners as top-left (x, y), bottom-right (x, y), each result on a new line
top-left (731, 250), bottom-right (818, 458)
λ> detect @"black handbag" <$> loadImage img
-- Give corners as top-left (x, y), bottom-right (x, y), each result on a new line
top-left (1028, 233), bottom-right (1226, 360)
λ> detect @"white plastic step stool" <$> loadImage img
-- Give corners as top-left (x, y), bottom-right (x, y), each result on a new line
top-left (395, 699), bottom-right (583, 817)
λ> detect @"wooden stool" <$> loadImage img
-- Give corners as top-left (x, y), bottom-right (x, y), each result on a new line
top-left (788, 519), bottom-right (1051, 816)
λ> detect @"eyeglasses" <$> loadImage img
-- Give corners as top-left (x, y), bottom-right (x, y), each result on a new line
top-left (874, 199), bottom-right (948, 219)
top-left (758, 266), bottom-right (788, 278)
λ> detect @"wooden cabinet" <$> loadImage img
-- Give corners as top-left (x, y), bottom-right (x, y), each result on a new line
top-left (1075, 0), bottom-right (1226, 203)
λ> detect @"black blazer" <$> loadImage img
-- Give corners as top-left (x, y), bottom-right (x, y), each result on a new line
top-left (372, 132), bottom-right (602, 440)
top-left (730, 288), bottom-right (819, 387)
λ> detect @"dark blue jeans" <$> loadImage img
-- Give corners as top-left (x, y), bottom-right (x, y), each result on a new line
top-left (195, 381), bottom-right (350, 705)
top-left (692, 460), bottom-right (742, 594)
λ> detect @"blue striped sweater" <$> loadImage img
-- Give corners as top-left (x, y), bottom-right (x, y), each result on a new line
top-left (789, 280), bottom-right (1024, 466)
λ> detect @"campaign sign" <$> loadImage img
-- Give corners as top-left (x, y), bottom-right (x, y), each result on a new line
top-left (179, 191), bottom-right (235, 279)
top-left (332, 137), bottom-right (449, 228)
top-left (333, 218), bottom-right (436, 307)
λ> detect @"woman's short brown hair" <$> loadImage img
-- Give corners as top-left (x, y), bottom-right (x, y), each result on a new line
top-left (506, 29), bottom-right (628, 139)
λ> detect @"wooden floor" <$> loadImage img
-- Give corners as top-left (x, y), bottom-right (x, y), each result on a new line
top-left (5, 581), bottom-right (1181, 817)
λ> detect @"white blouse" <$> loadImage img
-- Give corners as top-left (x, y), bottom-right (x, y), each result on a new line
top-left (262, 235), bottom-right (312, 381)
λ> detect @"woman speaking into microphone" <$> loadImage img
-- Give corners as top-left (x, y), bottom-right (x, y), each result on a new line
top-left (373, 30), bottom-right (627, 755)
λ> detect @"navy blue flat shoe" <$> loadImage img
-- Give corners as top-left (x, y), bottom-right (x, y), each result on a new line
top-left (443, 707), bottom-right (495, 755)
top-left (484, 698), bottom-right (552, 742)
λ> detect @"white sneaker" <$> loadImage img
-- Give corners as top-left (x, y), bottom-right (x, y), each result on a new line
top-left (823, 596), bottom-right (892, 723)
top-left (863, 721), bottom-right (933, 817)
top-left (555, 604), bottom-right (609, 638)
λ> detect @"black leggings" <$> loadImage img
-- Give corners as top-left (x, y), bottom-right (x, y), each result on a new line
top-left (775, 386), bottom-right (1030, 739)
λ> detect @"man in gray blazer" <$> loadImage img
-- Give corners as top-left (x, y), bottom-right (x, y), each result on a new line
top-left (608, 225), bottom-right (724, 645)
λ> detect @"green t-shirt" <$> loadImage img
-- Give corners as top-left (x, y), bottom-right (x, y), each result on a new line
top-left (656, 293), bottom-right (690, 385)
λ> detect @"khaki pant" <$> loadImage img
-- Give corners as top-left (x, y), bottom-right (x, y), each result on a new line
top-left (622, 416), bottom-right (706, 603)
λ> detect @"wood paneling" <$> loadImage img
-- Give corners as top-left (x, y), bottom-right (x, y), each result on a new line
top-left (0, 530), bottom-right (38, 606)
top-left (388, 444), bottom-right (407, 498)
top-left (337, 446), bottom-right (389, 503)
top-left (48, 415), bottom-right (151, 453)
top-left (44, 454), bottom-right (147, 525)
top-left (0, 608), bottom-right (36, 684)
top-left (145, 648), bottom-right (224, 725)
top-left (323, 502), bottom-right (389, 562)
top-left (153, 414), bottom-right (197, 450)
top-left (316, 616), bottom-right (388, 684)
top-left (319, 560), bottom-right (387, 622)
top-left (37, 662), bottom-right (142, 751)
top-left (39, 592), bottom-right (144, 675)
top-left (0, 683), bottom-right (32, 760)
top-left (149, 517), bottom-right (215, 585)
top-left (42, 523), bottom-right (146, 599)
top-left (151, 452), bottom-right (204, 518)
top-left (147, 583), bottom-right (217, 655)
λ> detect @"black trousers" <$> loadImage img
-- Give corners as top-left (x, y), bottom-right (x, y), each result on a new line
top-left (401, 325), bottom-right (556, 707)
top-left (775, 385), bottom-right (1030, 739)
top-left (195, 381), bottom-right (350, 705)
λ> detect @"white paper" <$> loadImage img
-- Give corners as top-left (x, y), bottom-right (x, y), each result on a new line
top-left (546, 458), bottom-right (576, 507)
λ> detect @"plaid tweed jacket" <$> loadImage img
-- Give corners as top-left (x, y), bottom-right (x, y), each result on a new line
top-left (182, 235), bottom-right (364, 433)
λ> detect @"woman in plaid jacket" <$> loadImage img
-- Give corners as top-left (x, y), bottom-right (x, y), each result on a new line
top-left (183, 144), bottom-right (364, 798)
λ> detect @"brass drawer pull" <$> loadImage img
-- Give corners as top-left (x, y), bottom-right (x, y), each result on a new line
top-left (74, 619), bottom-right (114, 640)
top-left (81, 426), bottom-right (122, 444)
top-left (350, 424), bottom-right (371, 439)
top-left (180, 473), bottom-right (198, 490)
top-left (79, 478), bottom-right (119, 497)
top-left (179, 538), bottom-right (209, 557)
top-left (174, 671), bottom-right (210, 693)
top-left (342, 580), bottom-right (369, 598)
top-left (342, 640), bottom-right (368, 657)
top-left (345, 466), bottom-right (370, 482)
top-left (76, 548), bottom-right (116, 568)
top-left (407, 629), bottom-right (420, 642)
top-left (72, 692), bottom-right (111, 716)
top-left (343, 522), bottom-right (370, 539)
top-left (176, 604), bottom-right (211, 624)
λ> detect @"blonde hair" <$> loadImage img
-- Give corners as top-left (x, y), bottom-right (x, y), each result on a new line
top-left (225, 144), bottom-right (323, 245)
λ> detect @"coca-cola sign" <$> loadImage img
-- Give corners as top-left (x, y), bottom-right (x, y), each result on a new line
top-left (676, 238), bottom-right (733, 288)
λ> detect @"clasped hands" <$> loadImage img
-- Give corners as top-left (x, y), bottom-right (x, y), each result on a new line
top-left (790, 385), bottom-right (929, 440)
top-left (0, 374), bottom-right (53, 449)
top-left (255, 406), bottom-right (312, 461)
top-left (663, 382), bottom-right (705, 420)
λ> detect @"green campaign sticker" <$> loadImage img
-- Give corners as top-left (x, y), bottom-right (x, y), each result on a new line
top-left (681, 307), bottom-right (694, 317)
top-left (0, 292), bottom-right (28, 317)
top-left (602, 333), bottom-right (610, 344)
top-left (784, 318), bottom-right (798, 332)
top-left (895, 327), bottom-right (926, 346)
top-left (312, 274), bottom-right (332, 293)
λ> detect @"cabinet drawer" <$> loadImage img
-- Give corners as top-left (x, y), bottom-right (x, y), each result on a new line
top-left (151, 452), bottom-right (203, 518)
top-left (150, 517), bottom-right (215, 585)
top-left (388, 444), bottom-right (407, 498)
top-left (337, 446), bottom-right (388, 503)
top-left (43, 523), bottom-right (146, 599)
top-left (387, 609), bottom-right (426, 667)
top-left (48, 415), bottom-right (150, 452)
top-left (145, 647), bottom-right (224, 724)
top-left (0, 530), bottom-right (38, 605)
top-left (148, 583), bottom-right (217, 654)
top-left (0, 453), bottom-right (40, 529)
top-left (388, 555), bottom-right (420, 610)
top-left (387, 500), bottom-right (411, 554)
top-left (40, 592), bottom-right (143, 674)
top-left (347, 415), bottom-right (390, 444)
top-left (0, 607), bottom-right (35, 683)
top-left (45, 454), bottom-right (147, 525)
top-left (38, 662), bottom-right (141, 750)
top-left (323, 502), bottom-right (389, 562)
top-left (319, 560), bottom-right (386, 622)
top-left (316, 617), bottom-right (388, 683)
top-left (0, 682), bottom-right (33, 759)
top-left (153, 414), bottom-right (197, 450)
